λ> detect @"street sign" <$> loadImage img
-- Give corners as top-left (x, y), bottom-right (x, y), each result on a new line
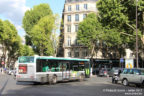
top-left (1, 61), bottom-right (4, 65)
top-left (120, 58), bottom-right (124, 63)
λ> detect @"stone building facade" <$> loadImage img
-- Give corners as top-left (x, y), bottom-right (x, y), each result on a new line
top-left (58, 0), bottom-right (98, 58)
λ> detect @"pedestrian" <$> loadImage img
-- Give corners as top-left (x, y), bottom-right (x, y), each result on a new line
top-left (1, 68), bottom-right (3, 74)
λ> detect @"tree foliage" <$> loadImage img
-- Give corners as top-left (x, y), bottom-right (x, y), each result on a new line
top-left (78, 0), bottom-right (144, 59)
top-left (0, 20), bottom-right (18, 66)
top-left (23, 3), bottom-right (56, 56)
top-left (23, 3), bottom-right (53, 36)
top-left (31, 16), bottom-right (55, 56)
top-left (0, 19), bottom-right (34, 68)
top-left (97, 0), bottom-right (144, 50)
top-left (18, 45), bottom-right (34, 56)
top-left (78, 13), bottom-right (104, 57)
top-left (23, 3), bottom-right (53, 46)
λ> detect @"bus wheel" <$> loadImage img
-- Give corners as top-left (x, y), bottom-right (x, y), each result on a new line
top-left (79, 74), bottom-right (84, 82)
top-left (51, 75), bottom-right (57, 84)
top-left (41, 77), bottom-right (45, 84)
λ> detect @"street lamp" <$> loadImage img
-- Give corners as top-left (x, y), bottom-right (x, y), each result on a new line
top-left (136, 0), bottom-right (139, 68)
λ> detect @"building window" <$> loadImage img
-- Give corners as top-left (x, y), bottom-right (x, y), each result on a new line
top-left (68, 5), bottom-right (71, 11)
top-left (84, 4), bottom-right (87, 10)
top-left (75, 14), bottom-right (79, 21)
top-left (76, 4), bottom-right (79, 11)
top-left (67, 37), bottom-right (71, 46)
top-left (75, 39), bottom-right (79, 45)
top-left (67, 15), bottom-right (71, 22)
top-left (83, 14), bottom-right (87, 19)
top-left (68, 0), bottom-right (72, 2)
top-left (75, 52), bottom-right (79, 57)
top-left (68, 52), bottom-right (71, 57)
top-left (75, 25), bottom-right (79, 32)
top-left (67, 25), bottom-right (71, 32)
top-left (83, 50), bottom-right (88, 57)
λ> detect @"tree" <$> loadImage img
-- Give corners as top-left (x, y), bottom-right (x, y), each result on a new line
top-left (7, 35), bottom-right (21, 67)
top-left (23, 3), bottom-right (57, 56)
top-left (0, 19), bottom-right (28, 68)
top-left (31, 16), bottom-right (55, 56)
top-left (78, 13), bottom-right (104, 58)
top-left (78, 13), bottom-right (123, 59)
top-left (51, 14), bottom-right (60, 57)
top-left (23, 3), bottom-right (53, 45)
top-left (96, 0), bottom-right (144, 58)
top-left (0, 20), bottom-right (18, 67)
top-left (0, 19), bottom-right (35, 68)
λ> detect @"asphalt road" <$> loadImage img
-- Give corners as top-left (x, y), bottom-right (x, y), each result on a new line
top-left (0, 74), bottom-right (144, 96)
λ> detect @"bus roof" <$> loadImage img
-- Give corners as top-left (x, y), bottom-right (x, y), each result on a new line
top-left (36, 56), bottom-right (89, 61)
top-left (17, 56), bottom-right (88, 61)
top-left (18, 56), bottom-right (89, 61)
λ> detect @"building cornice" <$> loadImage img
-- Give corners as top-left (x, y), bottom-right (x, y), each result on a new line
top-left (65, 0), bottom-right (98, 4)
top-left (63, 10), bottom-right (97, 14)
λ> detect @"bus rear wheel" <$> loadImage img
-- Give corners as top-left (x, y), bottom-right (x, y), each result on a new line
top-left (51, 75), bottom-right (57, 84)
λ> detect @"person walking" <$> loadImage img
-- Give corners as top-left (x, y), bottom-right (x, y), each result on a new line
top-left (0, 68), bottom-right (3, 74)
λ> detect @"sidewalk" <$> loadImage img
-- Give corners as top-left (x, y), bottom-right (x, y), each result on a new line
top-left (0, 74), bottom-right (9, 95)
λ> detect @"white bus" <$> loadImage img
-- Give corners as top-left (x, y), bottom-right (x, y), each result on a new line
top-left (16, 56), bottom-right (90, 84)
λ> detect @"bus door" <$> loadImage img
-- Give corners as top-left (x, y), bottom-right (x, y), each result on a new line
top-left (62, 62), bottom-right (70, 80)
top-left (85, 62), bottom-right (90, 78)
top-left (71, 62), bottom-right (79, 79)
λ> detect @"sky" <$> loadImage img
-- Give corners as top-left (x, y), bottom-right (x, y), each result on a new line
top-left (0, 0), bottom-right (65, 37)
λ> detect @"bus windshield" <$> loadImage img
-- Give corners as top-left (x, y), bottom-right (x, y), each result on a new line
top-left (19, 56), bottom-right (34, 63)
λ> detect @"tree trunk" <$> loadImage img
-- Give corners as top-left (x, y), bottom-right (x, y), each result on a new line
top-left (40, 43), bottom-right (44, 56)
top-left (90, 44), bottom-right (95, 75)
top-left (2, 42), bottom-right (7, 68)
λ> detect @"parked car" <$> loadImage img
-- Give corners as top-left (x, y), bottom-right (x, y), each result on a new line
top-left (120, 68), bottom-right (144, 87)
top-left (108, 67), bottom-right (123, 77)
top-left (98, 68), bottom-right (110, 77)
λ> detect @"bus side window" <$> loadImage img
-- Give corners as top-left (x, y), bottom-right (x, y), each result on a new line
top-left (69, 61), bottom-right (73, 71)
top-left (63, 63), bottom-right (67, 71)
top-left (59, 62), bottom-right (63, 71)
top-left (79, 61), bottom-right (84, 71)
top-left (42, 60), bottom-right (49, 72)
top-left (47, 60), bottom-right (59, 72)
top-left (36, 59), bottom-right (40, 72)
top-left (72, 61), bottom-right (79, 71)
top-left (55, 61), bottom-right (59, 72)
top-left (66, 63), bottom-right (70, 71)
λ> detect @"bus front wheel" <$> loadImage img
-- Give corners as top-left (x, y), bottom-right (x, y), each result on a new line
top-left (79, 74), bottom-right (84, 82)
